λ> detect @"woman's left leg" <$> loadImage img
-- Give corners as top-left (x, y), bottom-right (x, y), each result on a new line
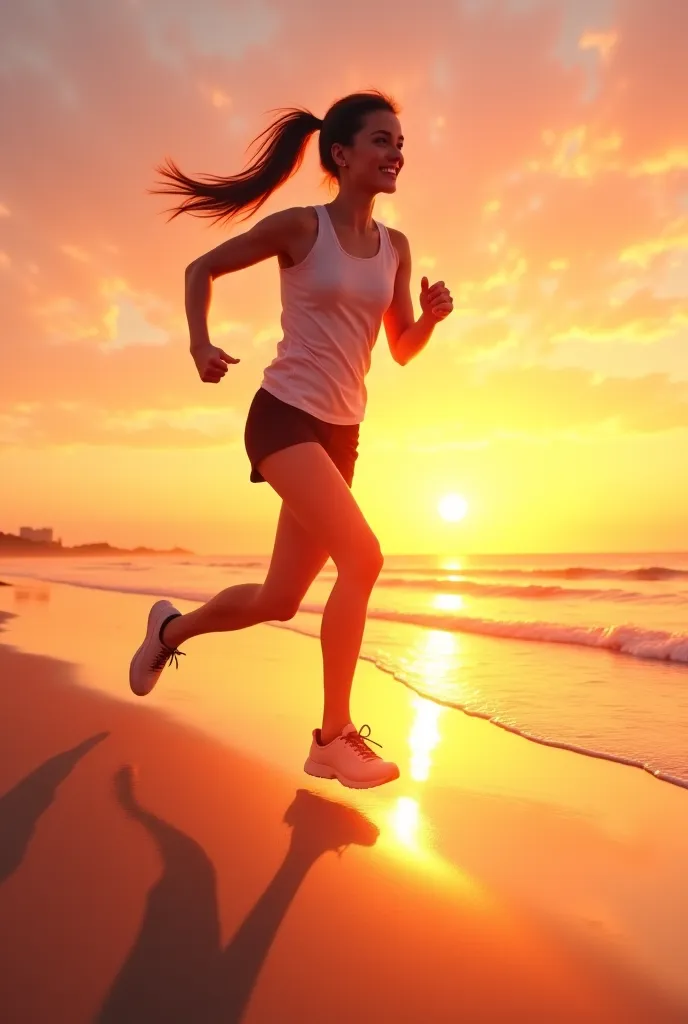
top-left (161, 501), bottom-right (329, 649)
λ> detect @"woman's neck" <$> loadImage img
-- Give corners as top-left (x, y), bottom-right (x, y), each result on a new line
top-left (326, 190), bottom-right (376, 234)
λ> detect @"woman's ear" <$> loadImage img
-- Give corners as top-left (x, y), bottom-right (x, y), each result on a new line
top-left (331, 143), bottom-right (348, 169)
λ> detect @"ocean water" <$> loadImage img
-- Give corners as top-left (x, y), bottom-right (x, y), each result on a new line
top-left (2, 551), bottom-right (688, 788)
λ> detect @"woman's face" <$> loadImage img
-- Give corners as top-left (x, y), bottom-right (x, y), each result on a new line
top-left (335, 110), bottom-right (404, 195)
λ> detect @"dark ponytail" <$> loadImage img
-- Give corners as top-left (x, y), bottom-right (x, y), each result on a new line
top-left (152, 90), bottom-right (399, 227)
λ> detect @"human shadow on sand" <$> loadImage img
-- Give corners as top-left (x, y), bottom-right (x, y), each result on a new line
top-left (97, 769), bottom-right (379, 1024)
top-left (0, 732), bottom-right (109, 886)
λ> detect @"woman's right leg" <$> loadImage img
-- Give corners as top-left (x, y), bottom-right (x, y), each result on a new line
top-left (257, 442), bottom-right (384, 746)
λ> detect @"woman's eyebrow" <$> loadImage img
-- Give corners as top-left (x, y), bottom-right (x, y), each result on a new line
top-left (371, 129), bottom-right (405, 143)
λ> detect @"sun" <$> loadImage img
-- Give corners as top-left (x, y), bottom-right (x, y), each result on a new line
top-left (437, 493), bottom-right (468, 523)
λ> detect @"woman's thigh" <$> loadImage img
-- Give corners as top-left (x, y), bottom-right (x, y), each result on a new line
top-left (258, 442), bottom-right (382, 576)
top-left (258, 501), bottom-right (329, 618)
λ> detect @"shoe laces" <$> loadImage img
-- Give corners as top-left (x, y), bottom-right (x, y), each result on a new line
top-left (343, 724), bottom-right (383, 762)
top-left (150, 645), bottom-right (186, 672)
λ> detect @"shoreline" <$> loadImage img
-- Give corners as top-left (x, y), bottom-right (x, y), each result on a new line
top-left (358, 647), bottom-right (688, 791)
top-left (4, 569), bottom-right (688, 793)
top-left (0, 549), bottom-right (191, 559)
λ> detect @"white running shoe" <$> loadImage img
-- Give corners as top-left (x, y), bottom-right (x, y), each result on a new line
top-left (304, 724), bottom-right (400, 789)
top-left (129, 599), bottom-right (185, 697)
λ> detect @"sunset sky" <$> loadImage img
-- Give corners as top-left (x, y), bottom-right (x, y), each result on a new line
top-left (1, 0), bottom-right (687, 555)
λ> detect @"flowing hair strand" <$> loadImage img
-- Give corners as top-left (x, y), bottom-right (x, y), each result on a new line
top-left (151, 107), bottom-right (322, 226)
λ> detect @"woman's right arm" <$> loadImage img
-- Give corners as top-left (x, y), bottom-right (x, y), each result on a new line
top-left (185, 207), bottom-right (308, 358)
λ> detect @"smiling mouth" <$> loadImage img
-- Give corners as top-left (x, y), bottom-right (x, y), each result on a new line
top-left (380, 167), bottom-right (398, 177)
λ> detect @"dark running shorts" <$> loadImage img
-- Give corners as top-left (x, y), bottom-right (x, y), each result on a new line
top-left (244, 387), bottom-right (359, 486)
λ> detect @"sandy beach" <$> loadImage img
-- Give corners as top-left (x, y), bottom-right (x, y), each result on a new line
top-left (1, 576), bottom-right (688, 1023)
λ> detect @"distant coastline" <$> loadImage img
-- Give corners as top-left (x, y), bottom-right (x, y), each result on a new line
top-left (0, 531), bottom-right (192, 558)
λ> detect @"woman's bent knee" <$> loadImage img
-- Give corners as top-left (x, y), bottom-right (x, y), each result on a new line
top-left (256, 590), bottom-right (301, 622)
top-left (370, 543), bottom-right (384, 580)
top-left (337, 539), bottom-right (384, 587)
top-left (272, 602), bottom-right (301, 622)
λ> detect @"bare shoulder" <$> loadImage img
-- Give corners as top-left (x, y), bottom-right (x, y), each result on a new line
top-left (386, 226), bottom-right (411, 263)
top-left (236, 205), bottom-right (318, 270)
top-left (283, 204), bottom-right (319, 240)
top-left (292, 205), bottom-right (319, 227)
top-left (248, 205), bottom-right (314, 242)
top-left (275, 205), bottom-right (319, 268)
top-left (264, 205), bottom-right (316, 232)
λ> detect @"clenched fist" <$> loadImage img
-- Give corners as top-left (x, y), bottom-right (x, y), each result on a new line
top-left (192, 343), bottom-right (240, 384)
top-left (420, 277), bottom-right (453, 322)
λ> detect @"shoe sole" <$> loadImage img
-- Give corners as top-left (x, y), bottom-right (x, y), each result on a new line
top-left (303, 757), bottom-right (400, 790)
top-left (129, 600), bottom-right (175, 697)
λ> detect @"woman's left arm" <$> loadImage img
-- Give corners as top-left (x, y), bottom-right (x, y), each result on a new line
top-left (383, 229), bottom-right (454, 366)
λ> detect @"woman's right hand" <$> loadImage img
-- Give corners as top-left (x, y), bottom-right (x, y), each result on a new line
top-left (191, 343), bottom-right (240, 384)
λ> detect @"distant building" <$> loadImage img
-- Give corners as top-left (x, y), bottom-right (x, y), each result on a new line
top-left (19, 526), bottom-right (54, 544)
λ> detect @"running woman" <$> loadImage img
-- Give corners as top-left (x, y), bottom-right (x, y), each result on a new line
top-left (129, 90), bottom-right (454, 789)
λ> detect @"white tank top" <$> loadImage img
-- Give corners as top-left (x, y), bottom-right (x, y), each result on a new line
top-left (260, 204), bottom-right (399, 424)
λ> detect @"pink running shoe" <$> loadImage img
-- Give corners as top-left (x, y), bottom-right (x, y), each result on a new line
top-left (304, 724), bottom-right (400, 789)
top-left (129, 599), bottom-right (185, 697)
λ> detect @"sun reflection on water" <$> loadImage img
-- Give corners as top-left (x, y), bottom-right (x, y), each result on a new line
top-left (385, 629), bottom-right (456, 857)
top-left (409, 698), bottom-right (442, 782)
top-left (441, 558), bottom-right (463, 572)
top-left (372, 625), bottom-right (481, 897)
top-left (433, 593), bottom-right (464, 612)
top-left (391, 796), bottom-right (420, 848)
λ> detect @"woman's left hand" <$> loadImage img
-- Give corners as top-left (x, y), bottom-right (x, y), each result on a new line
top-left (420, 276), bottom-right (454, 322)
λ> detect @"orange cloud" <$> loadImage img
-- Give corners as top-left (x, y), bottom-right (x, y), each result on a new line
top-left (620, 224), bottom-right (688, 268)
top-left (630, 147), bottom-right (688, 177)
top-left (579, 29), bottom-right (618, 61)
top-left (0, 405), bottom-right (38, 444)
top-left (553, 311), bottom-right (688, 345)
top-left (198, 81), bottom-right (232, 109)
top-left (30, 278), bottom-right (174, 349)
top-left (60, 244), bottom-right (91, 263)
top-left (376, 366), bottom-right (688, 441)
top-left (102, 405), bottom-right (242, 437)
top-left (0, 400), bottom-right (244, 448)
top-left (529, 125), bottom-right (622, 179)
